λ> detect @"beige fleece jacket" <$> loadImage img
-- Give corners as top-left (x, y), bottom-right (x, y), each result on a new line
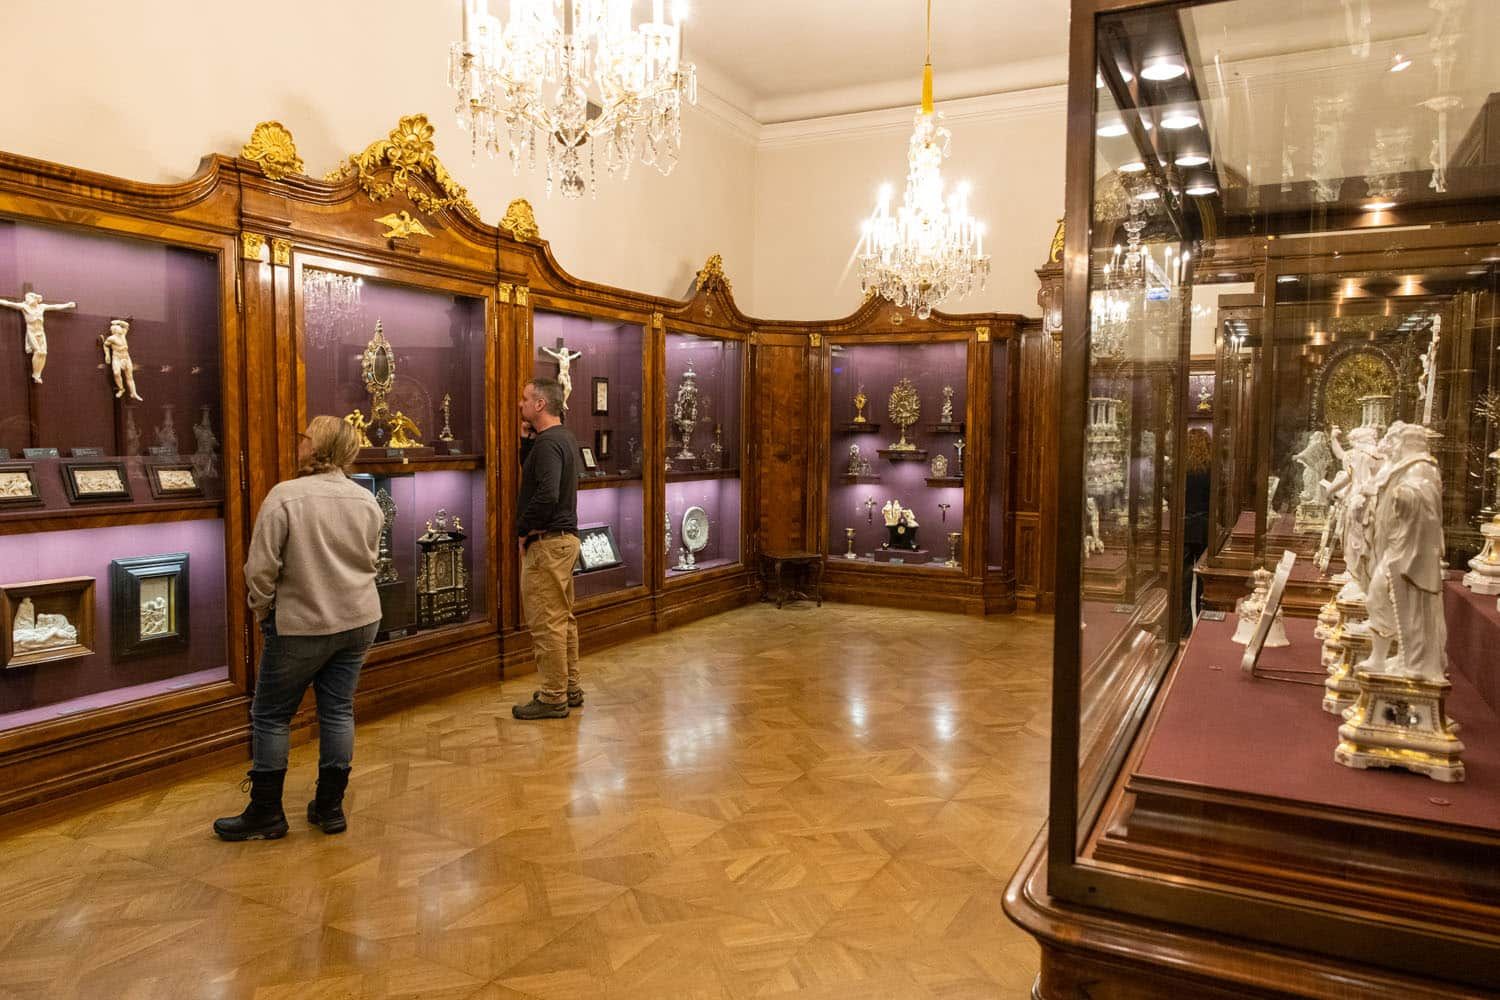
top-left (244, 471), bottom-right (384, 635)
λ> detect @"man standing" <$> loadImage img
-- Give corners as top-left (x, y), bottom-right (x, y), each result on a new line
top-left (514, 377), bottom-right (583, 719)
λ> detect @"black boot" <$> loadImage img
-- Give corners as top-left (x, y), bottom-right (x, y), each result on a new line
top-left (307, 765), bottom-right (351, 834)
top-left (213, 770), bottom-right (288, 841)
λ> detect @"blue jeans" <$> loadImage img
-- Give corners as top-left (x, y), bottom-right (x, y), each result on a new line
top-left (250, 617), bottom-right (379, 773)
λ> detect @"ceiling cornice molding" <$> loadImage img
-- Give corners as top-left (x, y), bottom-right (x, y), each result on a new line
top-left (690, 84), bottom-right (763, 146)
top-left (757, 84), bottom-right (1067, 150)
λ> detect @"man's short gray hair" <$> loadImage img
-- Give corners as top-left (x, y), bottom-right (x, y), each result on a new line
top-left (527, 377), bottom-right (565, 416)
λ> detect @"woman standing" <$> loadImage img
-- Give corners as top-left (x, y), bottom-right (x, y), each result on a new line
top-left (214, 415), bottom-right (384, 841)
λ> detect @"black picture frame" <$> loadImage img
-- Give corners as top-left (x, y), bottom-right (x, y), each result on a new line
top-left (574, 522), bottom-right (623, 574)
top-left (0, 463), bottom-right (42, 508)
top-left (579, 446), bottom-right (598, 472)
top-left (109, 553), bottom-right (190, 659)
top-left (61, 460), bottom-right (132, 504)
top-left (146, 463), bottom-right (204, 499)
top-left (595, 428), bottom-right (612, 460)
top-left (591, 377), bottom-right (609, 416)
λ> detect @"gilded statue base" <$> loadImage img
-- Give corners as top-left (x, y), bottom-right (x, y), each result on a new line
top-left (1323, 595), bottom-right (1375, 716)
top-left (1336, 671), bottom-right (1465, 783)
top-left (1461, 516), bottom-right (1500, 596)
top-left (1313, 595), bottom-right (1339, 641)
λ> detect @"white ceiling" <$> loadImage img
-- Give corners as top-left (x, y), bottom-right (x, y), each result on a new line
top-left (685, 0), bottom-right (1071, 123)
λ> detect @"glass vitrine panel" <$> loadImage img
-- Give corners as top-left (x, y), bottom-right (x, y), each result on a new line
top-left (533, 310), bottom-right (645, 600)
top-left (665, 331), bottom-right (743, 576)
top-left (828, 341), bottom-right (969, 570)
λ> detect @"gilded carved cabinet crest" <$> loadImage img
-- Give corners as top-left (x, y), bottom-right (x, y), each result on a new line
top-left (241, 121), bottom-right (304, 180)
top-left (325, 114), bottom-right (478, 219)
top-left (695, 253), bottom-right (732, 294)
top-left (500, 199), bottom-right (541, 242)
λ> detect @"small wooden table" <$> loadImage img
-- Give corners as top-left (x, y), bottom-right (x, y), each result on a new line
top-left (761, 550), bottom-right (824, 609)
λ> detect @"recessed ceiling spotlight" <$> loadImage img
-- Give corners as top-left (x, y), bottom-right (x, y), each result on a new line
top-left (1185, 183), bottom-right (1217, 196)
top-left (1161, 110), bottom-right (1201, 130)
top-left (1469, 268), bottom-right (1489, 275)
top-left (1390, 52), bottom-right (1412, 73)
top-left (1135, 189), bottom-right (1160, 201)
top-left (1277, 275), bottom-right (1299, 283)
top-left (1097, 120), bottom-right (1129, 137)
top-left (1482, 254), bottom-right (1500, 262)
top-left (1175, 153), bottom-right (1210, 167)
top-left (1119, 160), bottom-right (1147, 173)
top-left (1364, 199), bottom-right (1397, 211)
top-left (1140, 56), bottom-right (1187, 81)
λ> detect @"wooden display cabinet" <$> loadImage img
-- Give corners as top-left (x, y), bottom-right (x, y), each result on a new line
top-left (1007, 1), bottom-right (1500, 996)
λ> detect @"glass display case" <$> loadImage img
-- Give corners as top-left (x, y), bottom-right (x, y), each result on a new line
top-left (298, 264), bottom-right (490, 641)
top-left (826, 340), bottom-right (969, 570)
top-left (986, 337), bottom-right (1011, 574)
top-left (0, 218), bottom-right (229, 730)
top-left (532, 309), bottom-right (646, 600)
top-left (1014, 0), bottom-right (1500, 993)
top-left (664, 330), bottom-right (743, 577)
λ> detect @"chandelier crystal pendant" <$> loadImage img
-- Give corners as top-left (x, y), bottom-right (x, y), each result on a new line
top-left (856, 0), bottom-right (989, 319)
top-left (448, 0), bottom-right (698, 199)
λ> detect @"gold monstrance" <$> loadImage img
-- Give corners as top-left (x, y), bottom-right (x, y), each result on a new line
top-left (345, 320), bottom-right (422, 449)
top-left (887, 378), bottom-right (920, 451)
top-left (853, 385), bottom-right (869, 424)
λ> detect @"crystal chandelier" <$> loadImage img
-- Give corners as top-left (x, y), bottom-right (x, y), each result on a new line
top-left (449, 0), bottom-right (697, 199)
top-left (856, 0), bottom-right (989, 319)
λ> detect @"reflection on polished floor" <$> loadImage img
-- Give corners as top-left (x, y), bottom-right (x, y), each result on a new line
top-left (0, 603), bottom-right (1051, 999)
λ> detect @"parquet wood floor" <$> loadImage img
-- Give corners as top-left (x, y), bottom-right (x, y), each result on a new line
top-left (0, 603), bottom-right (1051, 999)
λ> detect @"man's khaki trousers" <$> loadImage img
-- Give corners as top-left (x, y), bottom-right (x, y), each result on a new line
top-left (521, 534), bottom-right (582, 705)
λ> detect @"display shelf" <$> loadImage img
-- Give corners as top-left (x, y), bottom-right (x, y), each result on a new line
top-left (579, 472), bottom-right (642, 490)
top-left (666, 556), bottom-right (739, 578)
top-left (666, 468), bottom-right (740, 483)
top-left (838, 423), bottom-right (882, 434)
top-left (843, 474), bottom-right (883, 484)
top-left (877, 448), bottom-right (929, 462)
top-left (928, 423), bottom-right (966, 434)
top-left (0, 499), bottom-right (223, 534)
top-left (353, 452), bottom-right (484, 475)
top-left (925, 476), bottom-right (963, 487)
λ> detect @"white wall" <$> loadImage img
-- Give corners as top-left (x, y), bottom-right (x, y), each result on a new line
top-left (0, 0), bottom-right (757, 304)
top-left (0, 1), bottom-right (1065, 321)
top-left (752, 89), bottom-right (1067, 320)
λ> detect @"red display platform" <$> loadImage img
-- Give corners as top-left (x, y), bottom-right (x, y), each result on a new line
top-left (1135, 616), bottom-right (1500, 832)
top-left (1444, 574), bottom-right (1500, 714)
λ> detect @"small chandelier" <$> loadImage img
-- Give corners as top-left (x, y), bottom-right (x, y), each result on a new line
top-left (449, 0), bottom-right (697, 199)
top-left (857, 0), bottom-right (989, 319)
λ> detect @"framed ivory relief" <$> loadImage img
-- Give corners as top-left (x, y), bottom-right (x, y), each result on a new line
top-left (61, 461), bottom-right (132, 504)
top-left (147, 463), bottom-right (203, 499)
top-left (0, 463), bottom-right (42, 508)
top-left (0, 577), bottom-right (95, 669)
top-left (109, 553), bottom-right (190, 659)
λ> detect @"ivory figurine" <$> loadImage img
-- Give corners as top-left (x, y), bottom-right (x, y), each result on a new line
top-left (1358, 423), bottom-right (1448, 682)
top-left (541, 343), bottom-right (583, 410)
top-left (1321, 425), bottom-right (1382, 589)
top-left (0, 291), bottom-right (76, 383)
top-left (100, 318), bottom-right (143, 401)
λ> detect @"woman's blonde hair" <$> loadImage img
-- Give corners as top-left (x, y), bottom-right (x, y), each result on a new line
top-left (298, 415), bottom-right (362, 476)
top-left (1185, 427), bottom-right (1213, 474)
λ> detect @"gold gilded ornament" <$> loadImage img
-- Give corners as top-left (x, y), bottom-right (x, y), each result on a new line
top-left (325, 114), bottom-right (478, 218)
top-left (375, 210), bottom-right (433, 240)
top-left (241, 121), bottom-right (304, 181)
top-left (695, 253), bottom-right (732, 294)
top-left (500, 199), bottom-right (541, 242)
top-left (887, 377), bottom-right (921, 451)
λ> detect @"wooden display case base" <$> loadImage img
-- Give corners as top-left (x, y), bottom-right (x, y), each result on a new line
top-left (1005, 830), bottom-right (1485, 1000)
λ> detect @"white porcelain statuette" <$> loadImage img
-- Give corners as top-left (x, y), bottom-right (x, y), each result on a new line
top-left (0, 291), bottom-right (75, 383)
top-left (1293, 430), bottom-right (1334, 532)
top-left (100, 318), bottom-right (143, 401)
top-left (1357, 423), bottom-right (1447, 683)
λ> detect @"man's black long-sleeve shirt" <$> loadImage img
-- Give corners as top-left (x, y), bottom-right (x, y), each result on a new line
top-left (516, 425), bottom-right (579, 537)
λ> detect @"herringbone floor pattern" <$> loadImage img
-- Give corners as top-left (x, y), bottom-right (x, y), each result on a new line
top-left (0, 603), bottom-right (1051, 999)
